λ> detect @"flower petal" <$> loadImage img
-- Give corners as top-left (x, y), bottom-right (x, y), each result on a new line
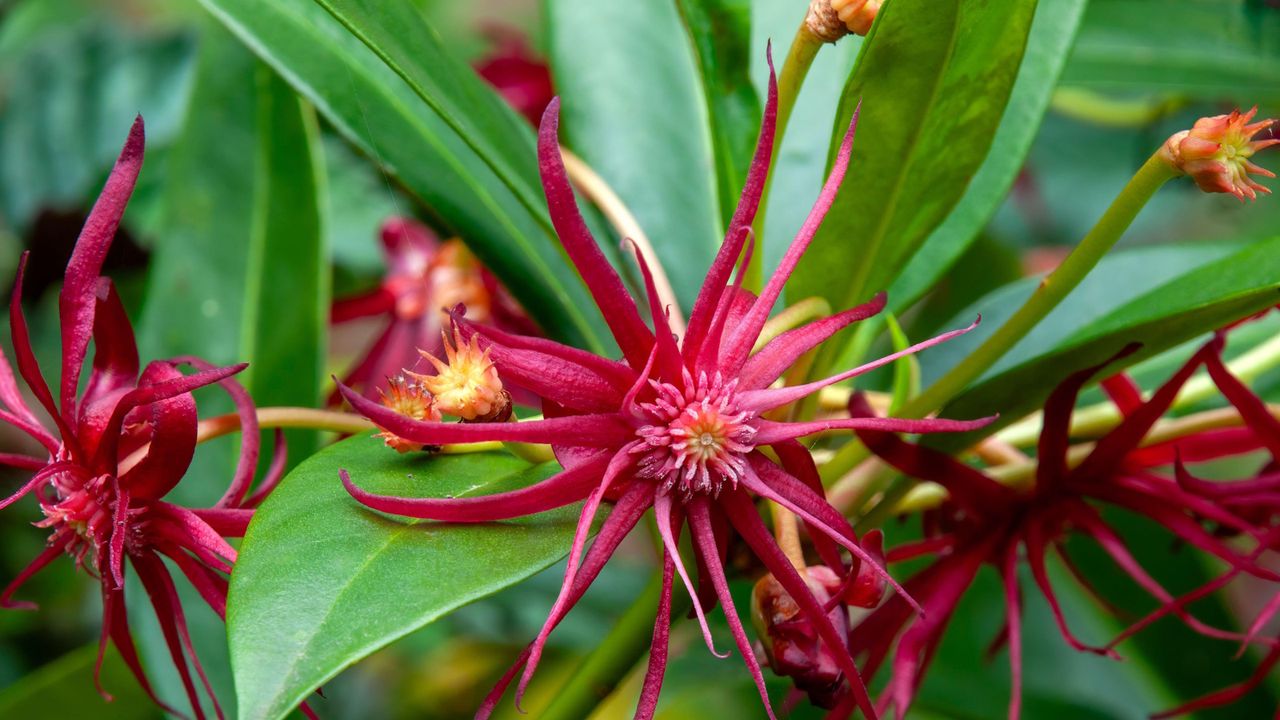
top-left (538, 99), bottom-right (654, 369)
top-left (342, 451), bottom-right (608, 521)
top-left (722, 104), bottom-right (861, 372)
top-left (60, 117), bottom-right (145, 424)
top-left (738, 317), bottom-right (977, 412)
top-left (635, 550), bottom-right (675, 720)
top-left (688, 498), bottom-right (776, 720)
top-left (752, 414), bottom-right (994, 445)
top-left (477, 480), bottom-right (652, 719)
top-left (80, 279), bottom-right (140, 415)
top-left (738, 292), bottom-right (885, 390)
top-left (118, 362), bottom-right (198, 501)
top-left (684, 49), bottom-right (778, 354)
top-left (722, 488), bottom-right (879, 720)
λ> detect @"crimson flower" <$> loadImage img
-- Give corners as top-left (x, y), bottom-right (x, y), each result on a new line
top-left (0, 119), bottom-right (295, 719)
top-left (473, 27), bottom-right (555, 126)
top-left (339, 59), bottom-right (989, 719)
top-left (331, 217), bottom-right (533, 400)
top-left (839, 340), bottom-right (1273, 720)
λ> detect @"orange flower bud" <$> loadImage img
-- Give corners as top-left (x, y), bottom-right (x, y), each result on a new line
top-left (1160, 106), bottom-right (1278, 201)
top-left (375, 375), bottom-right (440, 453)
top-left (830, 0), bottom-right (882, 36)
top-left (411, 327), bottom-right (509, 421)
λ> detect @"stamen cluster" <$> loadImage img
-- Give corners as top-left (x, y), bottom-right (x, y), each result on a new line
top-left (634, 370), bottom-right (756, 499)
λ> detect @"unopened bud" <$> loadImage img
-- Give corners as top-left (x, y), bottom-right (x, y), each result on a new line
top-left (375, 375), bottom-right (440, 453)
top-left (411, 327), bottom-right (509, 421)
top-left (830, 0), bottom-right (882, 36)
top-left (1160, 106), bottom-right (1278, 201)
top-left (806, 0), bottom-right (848, 43)
top-left (750, 565), bottom-right (849, 709)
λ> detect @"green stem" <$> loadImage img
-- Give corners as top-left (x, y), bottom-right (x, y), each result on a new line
top-left (822, 153), bottom-right (1177, 485)
top-left (745, 23), bottom-right (825, 291)
top-left (540, 572), bottom-right (668, 720)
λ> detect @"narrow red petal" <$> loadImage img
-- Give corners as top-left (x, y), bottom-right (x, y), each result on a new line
top-left (738, 293), bottom-right (885, 390)
top-left (537, 99), bottom-right (654, 369)
top-left (59, 117), bottom-right (145, 423)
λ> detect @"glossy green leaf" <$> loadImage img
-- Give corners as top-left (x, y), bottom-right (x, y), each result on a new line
top-left (197, 0), bottom-right (610, 352)
top-left (933, 236), bottom-right (1280, 447)
top-left (888, 0), bottom-right (1087, 312)
top-left (789, 0), bottom-right (1039, 320)
top-left (547, 0), bottom-right (722, 308)
top-left (240, 70), bottom-right (328, 465)
top-left (0, 644), bottom-right (159, 720)
top-left (674, 0), bottom-right (761, 230)
top-left (1062, 0), bottom-right (1280, 96)
top-left (227, 437), bottom-right (581, 720)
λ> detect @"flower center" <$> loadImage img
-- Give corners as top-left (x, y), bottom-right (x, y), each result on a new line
top-left (634, 371), bottom-right (757, 499)
top-left (37, 471), bottom-right (113, 570)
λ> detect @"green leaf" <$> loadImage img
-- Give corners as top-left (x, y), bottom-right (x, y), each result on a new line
top-left (788, 0), bottom-right (1039, 322)
top-left (933, 236), bottom-right (1280, 447)
top-left (546, 0), bottom-right (722, 308)
top-left (674, 0), bottom-right (761, 231)
top-left (1061, 0), bottom-right (1280, 96)
top-left (227, 437), bottom-right (582, 720)
top-left (240, 70), bottom-right (329, 464)
top-left (196, 0), bottom-right (610, 352)
top-left (888, 0), bottom-right (1088, 312)
top-left (0, 644), bottom-right (160, 720)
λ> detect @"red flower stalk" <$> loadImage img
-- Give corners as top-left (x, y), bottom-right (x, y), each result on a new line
top-left (839, 340), bottom-right (1274, 720)
top-left (331, 218), bottom-right (534, 400)
top-left (339, 55), bottom-right (990, 719)
top-left (0, 119), bottom-right (296, 719)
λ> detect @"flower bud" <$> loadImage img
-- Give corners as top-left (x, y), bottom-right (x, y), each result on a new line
top-left (805, 0), bottom-right (849, 43)
top-left (750, 565), bottom-right (849, 708)
top-left (830, 0), bottom-right (882, 36)
top-left (411, 327), bottom-right (510, 422)
top-left (1160, 106), bottom-right (1278, 201)
top-left (375, 375), bottom-right (440, 453)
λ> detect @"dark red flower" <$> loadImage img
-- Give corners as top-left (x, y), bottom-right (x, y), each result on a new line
top-left (0, 119), bottom-right (295, 719)
top-left (473, 27), bottom-right (555, 126)
top-left (839, 340), bottom-right (1274, 720)
top-left (339, 57), bottom-right (990, 719)
top-left (332, 217), bottom-right (534, 401)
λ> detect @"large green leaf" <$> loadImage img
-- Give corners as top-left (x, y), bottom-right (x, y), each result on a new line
top-left (546, 0), bottom-right (722, 308)
top-left (888, 0), bottom-right (1087, 313)
top-left (227, 436), bottom-right (582, 720)
top-left (933, 236), bottom-right (1280, 447)
top-left (674, 0), bottom-right (761, 231)
top-left (0, 644), bottom-right (159, 720)
top-left (788, 0), bottom-right (1039, 324)
top-left (196, 0), bottom-right (609, 352)
top-left (240, 70), bottom-right (328, 464)
top-left (1062, 0), bottom-right (1280, 96)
